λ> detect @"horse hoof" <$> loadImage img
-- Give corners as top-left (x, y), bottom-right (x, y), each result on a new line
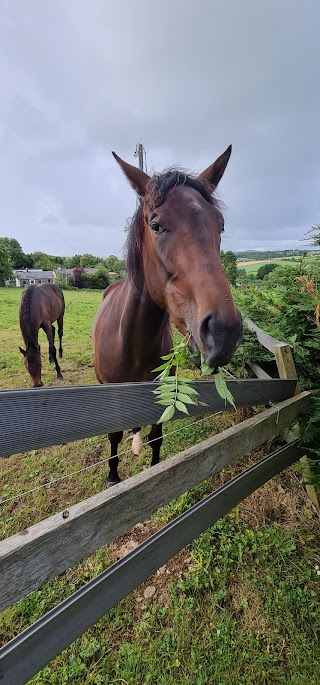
top-left (49, 358), bottom-right (54, 364)
top-left (57, 374), bottom-right (63, 381)
top-left (106, 478), bottom-right (121, 488)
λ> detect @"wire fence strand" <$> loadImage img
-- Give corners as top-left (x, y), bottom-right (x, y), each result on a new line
top-left (0, 411), bottom-right (223, 506)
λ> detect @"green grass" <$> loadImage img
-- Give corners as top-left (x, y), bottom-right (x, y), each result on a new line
top-left (238, 257), bottom-right (316, 274)
top-left (0, 287), bottom-right (319, 684)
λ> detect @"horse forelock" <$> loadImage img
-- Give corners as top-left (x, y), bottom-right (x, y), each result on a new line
top-left (125, 168), bottom-right (222, 282)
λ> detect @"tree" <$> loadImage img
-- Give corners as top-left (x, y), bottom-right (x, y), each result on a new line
top-left (79, 254), bottom-right (100, 268)
top-left (28, 252), bottom-right (54, 270)
top-left (0, 245), bottom-right (12, 285)
top-left (306, 224), bottom-right (320, 247)
top-left (104, 255), bottom-right (125, 273)
top-left (81, 269), bottom-right (110, 289)
top-left (65, 255), bottom-right (81, 268)
top-left (220, 250), bottom-right (237, 286)
top-left (0, 237), bottom-right (29, 268)
top-left (256, 263), bottom-right (277, 280)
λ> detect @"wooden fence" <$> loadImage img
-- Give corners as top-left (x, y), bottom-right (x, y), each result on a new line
top-left (0, 319), bottom-right (317, 684)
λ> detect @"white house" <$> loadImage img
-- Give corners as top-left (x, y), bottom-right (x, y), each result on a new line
top-left (10, 269), bottom-right (54, 287)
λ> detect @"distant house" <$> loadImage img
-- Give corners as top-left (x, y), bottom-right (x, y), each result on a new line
top-left (53, 268), bottom-right (74, 284)
top-left (53, 267), bottom-right (100, 288)
top-left (10, 269), bottom-right (54, 287)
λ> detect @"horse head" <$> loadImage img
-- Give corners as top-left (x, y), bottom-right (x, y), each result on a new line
top-left (113, 146), bottom-right (243, 369)
top-left (19, 345), bottom-right (43, 387)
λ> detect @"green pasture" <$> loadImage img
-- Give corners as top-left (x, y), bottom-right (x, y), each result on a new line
top-left (237, 256), bottom-right (316, 274)
top-left (0, 287), bottom-right (319, 685)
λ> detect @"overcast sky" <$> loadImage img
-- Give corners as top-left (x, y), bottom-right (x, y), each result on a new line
top-left (0, 0), bottom-right (319, 257)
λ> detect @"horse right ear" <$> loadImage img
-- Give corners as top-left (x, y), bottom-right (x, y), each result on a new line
top-left (19, 346), bottom-right (26, 356)
top-left (112, 151), bottom-right (150, 197)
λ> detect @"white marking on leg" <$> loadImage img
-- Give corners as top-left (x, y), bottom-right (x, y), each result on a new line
top-left (132, 431), bottom-right (143, 456)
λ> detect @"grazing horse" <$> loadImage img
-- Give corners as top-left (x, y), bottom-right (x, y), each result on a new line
top-left (19, 283), bottom-right (65, 387)
top-left (93, 145), bottom-right (243, 484)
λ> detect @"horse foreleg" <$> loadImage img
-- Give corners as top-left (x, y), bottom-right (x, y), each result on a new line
top-left (149, 423), bottom-right (163, 467)
top-left (44, 323), bottom-right (63, 380)
top-left (132, 427), bottom-right (143, 456)
top-left (107, 431), bottom-right (123, 485)
top-left (49, 325), bottom-right (55, 363)
top-left (57, 314), bottom-right (64, 358)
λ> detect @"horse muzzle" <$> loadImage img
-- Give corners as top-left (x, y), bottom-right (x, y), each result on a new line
top-left (196, 310), bottom-right (243, 370)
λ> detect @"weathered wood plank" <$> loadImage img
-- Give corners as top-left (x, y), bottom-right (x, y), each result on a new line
top-left (245, 317), bottom-right (288, 352)
top-left (273, 344), bottom-right (319, 510)
top-left (0, 441), bottom-right (304, 685)
top-left (273, 343), bottom-right (299, 381)
top-left (247, 360), bottom-right (272, 380)
top-left (0, 391), bottom-right (311, 612)
top-left (0, 379), bottom-right (296, 458)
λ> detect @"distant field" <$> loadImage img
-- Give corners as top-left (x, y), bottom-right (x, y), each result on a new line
top-left (237, 256), bottom-right (315, 273)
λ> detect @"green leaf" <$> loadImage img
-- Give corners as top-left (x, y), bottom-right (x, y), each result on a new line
top-left (177, 393), bottom-right (197, 404)
top-left (157, 376), bottom-right (176, 382)
top-left (224, 387), bottom-right (236, 410)
top-left (158, 404), bottom-right (175, 424)
top-left (176, 384), bottom-right (199, 396)
top-left (156, 399), bottom-right (175, 406)
top-left (175, 400), bottom-right (189, 414)
top-left (153, 387), bottom-right (175, 396)
top-left (152, 362), bottom-right (176, 372)
top-left (214, 370), bottom-right (236, 409)
top-left (201, 362), bottom-right (214, 376)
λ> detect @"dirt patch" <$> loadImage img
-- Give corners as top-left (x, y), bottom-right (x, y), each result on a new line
top-left (108, 520), bottom-right (192, 612)
top-left (229, 579), bottom-right (270, 632)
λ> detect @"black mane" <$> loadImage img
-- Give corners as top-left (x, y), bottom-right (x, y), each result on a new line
top-left (125, 168), bottom-right (221, 282)
top-left (19, 286), bottom-right (38, 350)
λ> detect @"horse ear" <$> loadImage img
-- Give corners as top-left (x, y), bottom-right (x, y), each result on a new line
top-left (112, 152), bottom-right (150, 197)
top-left (19, 346), bottom-right (26, 356)
top-left (198, 145), bottom-right (232, 189)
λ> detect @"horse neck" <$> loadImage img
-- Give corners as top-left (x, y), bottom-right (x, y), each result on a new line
top-left (127, 278), bottom-right (169, 350)
top-left (20, 289), bottom-right (40, 351)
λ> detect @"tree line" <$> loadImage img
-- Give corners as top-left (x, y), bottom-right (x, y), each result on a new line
top-left (1, 229), bottom-right (319, 288)
top-left (0, 237), bottom-right (125, 286)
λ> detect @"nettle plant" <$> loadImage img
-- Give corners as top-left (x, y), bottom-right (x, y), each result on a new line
top-left (153, 335), bottom-right (236, 423)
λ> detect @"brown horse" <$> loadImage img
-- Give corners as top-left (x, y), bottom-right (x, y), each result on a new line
top-left (93, 146), bottom-right (243, 484)
top-left (19, 283), bottom-right (65, 387)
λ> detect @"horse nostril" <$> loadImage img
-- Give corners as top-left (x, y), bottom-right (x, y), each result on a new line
top-left (200, 314), bottom-right (215, 345)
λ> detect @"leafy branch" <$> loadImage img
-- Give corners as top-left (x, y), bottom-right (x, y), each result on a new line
top-left (152, 336), bottom-right (236, 423)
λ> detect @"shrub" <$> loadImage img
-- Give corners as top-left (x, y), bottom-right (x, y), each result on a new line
top-left (81, 270), bottom-right (110, 290)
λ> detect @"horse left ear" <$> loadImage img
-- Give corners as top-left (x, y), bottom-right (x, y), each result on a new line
top-left (198, 145), bottom-right (232, 189)
top-left (19, 346), bottom-right (26, 356)
top-left (112, 151), bottom-right (150, 197)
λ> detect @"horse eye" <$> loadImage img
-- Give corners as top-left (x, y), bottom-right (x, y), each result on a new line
top-left (150, 221), bottom-right (164, 233)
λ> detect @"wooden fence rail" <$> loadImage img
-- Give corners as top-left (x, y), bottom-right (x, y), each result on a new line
top-left (0, 439), bottom-right (305, 685)
top-left (0, 378), bottom-right (296, 458)
top-left (0, 391), bottom-right (310, 612)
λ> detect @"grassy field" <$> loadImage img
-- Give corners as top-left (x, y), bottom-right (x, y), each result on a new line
top-left (237, 257), bottom-right (316, 274)
top-left (0, 287), bottom-right (319, 684)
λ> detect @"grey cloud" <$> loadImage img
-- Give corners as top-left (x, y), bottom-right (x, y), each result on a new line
top-left (0, 0), bottom-right (319, 256)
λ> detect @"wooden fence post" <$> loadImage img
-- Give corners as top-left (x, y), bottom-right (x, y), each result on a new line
top-left (273, 344), bottom-right (319, 510)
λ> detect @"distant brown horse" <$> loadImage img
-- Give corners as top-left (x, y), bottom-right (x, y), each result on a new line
top-left (93, 146), bottom-right (243, 484)
top-left (19, 283), bottom-right (65, 387)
